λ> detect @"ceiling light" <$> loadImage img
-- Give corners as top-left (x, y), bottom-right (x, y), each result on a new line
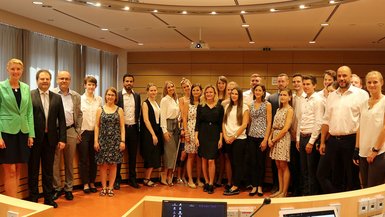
top-left (210, 11), bottom-right (217, 15)
top-left (95, 2), bottom-right (101, 7)
top-left (270, 8), bottom-right (277, 12)
top-left (138, 43), bottom-right (144, 46)
top-left (321, 23), bottom-right (329, 27)
top-left (329, 0), bottom-right (337, 4)
top-left (66, 0), bottom-right (73, 2)
top-left (153, 9), bottom-right (158, 13)
top-left (181, 11), bottom-right (187, 14)
top-left (299, 4), bottom-right (307, 9)
top-left (101, 28), bottom-right (109, 31)
top-left (309, 41), bottom-right (316, 44)
top-left (242, 24), bottom-right (249, 28)
top-left (32, 1), bottom-right (43, 5)
top-left (249, 41), bottom-right (255, 44)
top-left (123, 6), bottom-right (130, 11)
top-left (240, 11), bottom-right (246, 14)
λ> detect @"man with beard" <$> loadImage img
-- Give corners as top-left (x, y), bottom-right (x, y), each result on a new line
top-left (114, 74), bottom-right (141, 189)
top-left (317, 66), bottom-right (368, 193)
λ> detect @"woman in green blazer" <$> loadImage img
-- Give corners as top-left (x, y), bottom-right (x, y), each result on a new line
top-left (0, 58), bottom-right (35, 197)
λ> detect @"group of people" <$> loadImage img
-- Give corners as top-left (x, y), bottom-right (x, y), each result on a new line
top-left (0, 57), bottom-right (384, 208)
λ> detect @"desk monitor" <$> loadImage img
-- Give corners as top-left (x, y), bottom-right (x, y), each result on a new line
top-left (161, 200), bottom-right (227, 217)
top-left (279, 206), bottom-right (338, 217)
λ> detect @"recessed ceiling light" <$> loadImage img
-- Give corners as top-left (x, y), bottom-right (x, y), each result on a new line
top-left (309, 41), bottom-right (316, 44)
top-left (95, 2), bottom-right (101, 7)
top-left (32, 1), bottom-right (43, 5)
top-left (181, 11), bottom-right (187, 14)
top-left (242, 24), bottom-right (249, 28)
top-left (270, 8), bottom-right (277, 12)
top-left (240, 11), bottom-right (246, 14)
top-left (210, 11), bottom-right (217, 15)
top-left (299, 4), bottom-right (307, 9)
top-left (329, 0), bottom-right (337, 4)
top-left (101, 28), bottom-right (109, 31)
top-left (321, 23), bottom-right (329, 27)
top-left (249, 41), bottom-right (255, 44)
top-left (138, 43), bottom-right (144, 46)
top-left (66, 0), bottom-right (73, 2)
top-left (123, 6), bottom-right (130, 11)
top-left (153, 9), bottom-right (158, 13)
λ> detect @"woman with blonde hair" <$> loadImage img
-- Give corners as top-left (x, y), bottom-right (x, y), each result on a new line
top-left (0, 58), bottom-right (34, 197)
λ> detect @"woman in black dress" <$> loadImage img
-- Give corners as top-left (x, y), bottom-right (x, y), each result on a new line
top-left (140, 83), bottom-right (163, 187)
top-left (195, 85), bottom-right (224, 194)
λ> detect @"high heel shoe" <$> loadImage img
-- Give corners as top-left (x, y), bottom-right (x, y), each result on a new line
top-left (187, 182), bottom-right (197, 189)
top-left (249, 187), bottom-right (257, 196)
top-left (99, 188), bottom-right (107, 196)
top-left (160, 172), bottom-right (168, 185)
top-left (144, 179), bottom-right (156, 187)
top-left (107, 189), bottom-right (114, 197)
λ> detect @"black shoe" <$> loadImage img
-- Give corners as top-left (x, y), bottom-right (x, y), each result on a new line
top-left (129, 180), bottom-right (140, 189)
top-left (27, 195), bottom-right (39, 203)
top-left (52, 190), bottom-right (63, 200)
top-left (224, 184), bottom-right (231, 191)
top-left (44, 200), bottom-right (58, 208)
top-left (257, 192), bottom-right (264, 197)
top-left (223, 188), bottom-right (240, 196)
top-left (249, 187), bottom-right (257, 196)
top-left (113, 181), bottom-right (120, 190)
top-left (64, 191), bottom-right (74, 200)
top-left (203, 183), bottom-right (209, 192)
top-left (90, 187), bottom-right (97, 193)
top-left (83, 188), bottom-right (91, 194)
top-left (207, 185), bottom-right (214, 194)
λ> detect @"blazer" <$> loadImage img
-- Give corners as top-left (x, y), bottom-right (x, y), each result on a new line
top-left (268, 92), bottom-right (280, 119)
top-left (117, 90), bottom-right (141, 124)
top-left (0, 79), bottom-right (35, 138)
top-left (31, 89), bottom-right (66, 146)
top-left (52, 87), bottom-right (83, 135)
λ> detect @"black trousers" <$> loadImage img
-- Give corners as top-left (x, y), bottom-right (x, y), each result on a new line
top-left (78, 130), bottom-right (97, 185)
top-left (248, 137), bottom-right (267, 187)
top-left (28, 133), bottom-right (55, 200)
top-left (317, 134), bottom-right (360, 193)
top-left (289, 140), bottom-right (301, 195)
top-left (299, 136), bottom-right (320, 195)
top-left (229, 139), bottom-right (247, 187)
top-left (359, 153), bottom-right (385, 188)
top-left (116, 124), bottom-right (139, 182)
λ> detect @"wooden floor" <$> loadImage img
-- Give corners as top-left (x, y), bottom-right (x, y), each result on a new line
top-left (49, 182), bottom-right (269, 217)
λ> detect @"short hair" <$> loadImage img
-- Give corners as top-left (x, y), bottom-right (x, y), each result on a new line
top-left (302, 75), bottom-right (317, 85)
top-left (104, 87), bottom-right (118, 104)
top-left (84, 75), bottom-right (97, 86)
top-left (324, 70), bottom-right (337, 80)
top-left (278, 73), bottom-right (289, 79)
top-left (7, 58), bottom-right (24, 69)
top-left (36, 69), bottom-right (52, 81)
top-left (292, 73), bottom-right (303, 79)
top-left (252, 84), bottom-right (267, 101)
top-left (250, 73), bottom-right (261, 78)
top-left (162, 81), bottom-right (178, 100)
top-left (122, 73), bottom-right (134, 82)
top-left (146, 83), bottom-right (157, 91)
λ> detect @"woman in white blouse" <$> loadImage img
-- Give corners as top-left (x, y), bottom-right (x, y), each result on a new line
top-left (354, 71), bottom-right (385, 188)
top-left (78, 76), bottom-right (102, 193)
top-left (160, 81), bottom-right (180, 185)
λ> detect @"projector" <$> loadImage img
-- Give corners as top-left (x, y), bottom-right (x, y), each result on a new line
top-left (190, 40), bottom-right (209, 49)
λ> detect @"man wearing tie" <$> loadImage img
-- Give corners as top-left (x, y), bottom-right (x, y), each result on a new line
top-left (52, 71), bottom-right (82, 200)
top-left (28, 70), bottom-right (66, 208)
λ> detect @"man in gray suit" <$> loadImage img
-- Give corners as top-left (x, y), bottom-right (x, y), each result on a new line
top-left (52, 70), bottom-right (82, 201)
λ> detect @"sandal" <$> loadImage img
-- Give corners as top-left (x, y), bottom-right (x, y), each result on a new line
top-left (107, 189), bottom-right (114, 197)
top-left (143, 179), bottom-right (156, 187)
top-left (99, 188), bottom-right (107, 196)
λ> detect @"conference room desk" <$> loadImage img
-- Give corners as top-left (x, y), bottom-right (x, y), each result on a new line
top-left (0, 194), bottom-right (53, 217)
top-left (123, 184), bottom-right (385, 217)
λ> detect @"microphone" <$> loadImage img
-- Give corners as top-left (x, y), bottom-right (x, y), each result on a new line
top-left (250, 198), bottom-right (271, 217)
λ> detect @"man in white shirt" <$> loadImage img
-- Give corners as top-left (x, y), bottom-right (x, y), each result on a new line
top-left (317, 66), bottom-right (369, 193)
top-left (317, 70), bottom-right (336, 105)
top-left (290, 73), bottom-right (306, 196)
top-left (351, 74), bottom-right (363, 89)
top-left (52, 71), bottom-right (82, 201)
top-left (296, 75), bottom-right (324, 195)
top-left (243, 73), bottom-right (270, 106)
top-left (115, 74), bottom-right (141, 189)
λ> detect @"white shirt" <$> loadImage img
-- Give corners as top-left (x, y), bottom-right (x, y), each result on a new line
top-left (149, 99), bottom-right (160, 124)
top-left (317, 89), bottom-right (328, 106)
top-left (80, 94), bottom-right (102, 131)
top-left (323, 85), bottom-right (369, 135)
top-left (223, 103), bottom-right (249, 139)
top-left (291, 91), bottom-right (307, 135)
top-left (122, 88), bottom-right (136, 125)
top-left (58, 89), bottom-right (74, 127)
top-left (160, 95), bottom-right (179, 133)
top-left (296, 92), bottom-right (324, 144)
top-left (358, 96), bottom-right (385, 156)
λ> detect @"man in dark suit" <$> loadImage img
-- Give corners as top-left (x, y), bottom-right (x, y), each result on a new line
top-left (28, 70), bottom-right (66, 208)
top-left (114, 74), bottom-right (141, 189)
top-left (267, 73), bottom-right (289, 194)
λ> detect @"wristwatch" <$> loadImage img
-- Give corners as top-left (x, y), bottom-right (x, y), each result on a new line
top-left (372, 147), bottom-right (380, 153)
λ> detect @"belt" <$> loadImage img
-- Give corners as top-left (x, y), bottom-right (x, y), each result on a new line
top-left (66, 124), bottom-right (75, 130)
top-left (300, 132), bottom-right (312, 138)
top-left (330, 134), bottom-right (356, 140)
top-left (125, 124), bottom-right (137, 128)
